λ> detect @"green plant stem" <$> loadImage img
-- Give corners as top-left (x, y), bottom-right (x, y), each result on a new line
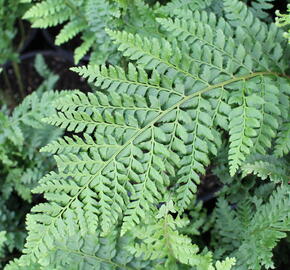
top-left (12, 61), bottom-right (24, 98)
top-left (3, 69), bottom-right (12, 94)
top-left (17, 20), bottom-right (26, 52)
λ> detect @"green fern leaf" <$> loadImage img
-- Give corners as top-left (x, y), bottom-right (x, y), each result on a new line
top-left (13, 232), bottom-right (150, 270)
top-left (20, 5), bottom-right (289, 266)
top-left (235, 186), bottom-right (290, 270)
top-left (241, 154), bottom-right (290, 183)
top-left (23, 0), bottom-right (71, 28)
top-left (213, 186), bottom-right (290, 270)
top-left (55, 19), bottom-right (87, 46)
top-left (214, 258), bottom-right (236, 270)
top-left (223, 0), bottom-right (287, 73)
top-left (157, 0), bottom-right (213, 17)
top-left (274, 121), bottom-right (290, 157)
top-left (129, 201), bottom-right (235, 270)
top-left (228, 83), bottom-right (264, 176)
top-left (249, 76), bottom-right (281, 155)
top-left (22, 0), bottom-right (121, 64)
top-left (249, 0), bottom-right (274, 20)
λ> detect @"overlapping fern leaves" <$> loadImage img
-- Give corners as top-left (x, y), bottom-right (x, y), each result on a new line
top-left (128, 200), bottom-right (236, 270)
top-left (21, 0), bottom-right (122, 64)
top-left (16, 1), bottom-right (290, 269)
top-left (212, 185), bottom-right (290, 270)
top-left (0, 55), bottom-right (64, 269)
top-left (0, 0), bottom-right (29, 65)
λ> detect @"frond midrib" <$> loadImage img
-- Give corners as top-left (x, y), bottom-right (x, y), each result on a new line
top-left (54, 246), bottom-right (138, 270)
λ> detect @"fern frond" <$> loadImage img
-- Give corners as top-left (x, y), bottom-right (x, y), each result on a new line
top-left (72, 64), bottom-right (183, 96)
top-left (13, 91), bottom-right (66, 126)
top-left (250, 76), bottom-right (281, 155)
top-left (274, 122), bottom-right (290, 157)
top-left (21, 5), bottom-right (289, 266)
top-left (241, 154), bottom-right (290, 183)
top-left (55, 19), bottom-right (87, 45)
top-left (157, 0), bottom-right (212, 17)
top-left (129, 201), bottom-right (235, 269)
top-left (273, 77), bottom-right (290, 157)
top-left (14, 232), bottom-right (150, 270)
top-left (249, 0), bottom-right (274, 20)
top-left (235, 186), bottom-right (290, 270)
top-left (82, 0), bottom-right (118, 64)
top-left (211, 198), bottom-right (243, 257)
top-left (214, 258), bottom-right (236, 270)
top-left (125, 0), bottom-right (160, 38)
top-left (23, 0), bottom-right (71, 28)
top-left (175, 95), bottom-right (218, 210)
top-left (129, 213), bottom-right (211, 267)
top-left (1, 89), bottom-right (64, 146)
top-left (156, 12), bottom-right (255, 74)
top-left (74, 33), bottom-right (95, 64)
top-left (213, 186), bottom-right (290, 270)
top-left (86, 0), bottom-right (110, 33)
top-left (228, 84), bottom-right (264, 176)
top-left (23, 0), bottom-right (65, 19)
top-left (223, 0), bottom-right (287, 73)
top-left (22, 0), bottom-right (121, 64)
top-left (4, 258), bottom-right (41, 270)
